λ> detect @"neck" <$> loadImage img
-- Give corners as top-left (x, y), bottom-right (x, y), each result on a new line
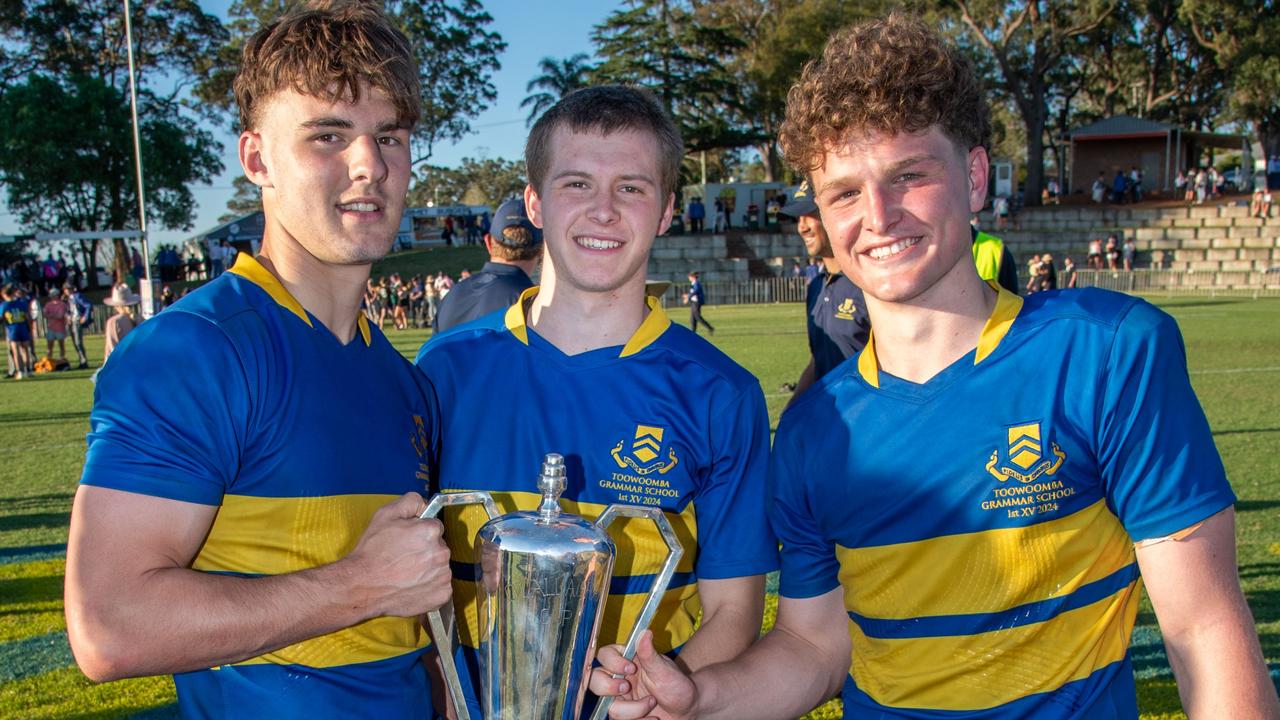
top-left (257, 229), bottom-right (370, 344)
top-left (821, 256), bottom-right (841, 275)
top-left (864, 266), bottom-right (997, 384)
top-left (528, 268), bottom-right (647, 355)
top-left (487, 256), bottom-right (538, 278)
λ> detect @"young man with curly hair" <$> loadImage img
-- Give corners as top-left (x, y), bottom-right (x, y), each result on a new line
top-left (65, 4), bottom-right (453, 717)
top-left (592, 13), bottom-right (1278, 720)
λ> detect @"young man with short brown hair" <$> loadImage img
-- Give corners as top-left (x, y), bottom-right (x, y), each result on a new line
top-left (65, 4), bottom-right (453, 717)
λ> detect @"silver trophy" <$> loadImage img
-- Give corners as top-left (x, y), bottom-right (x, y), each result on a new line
top-left (421, 453), bottom-right (683, 720)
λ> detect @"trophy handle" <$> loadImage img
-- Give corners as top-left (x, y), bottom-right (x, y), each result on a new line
top-left (420, 491), bottom-right (499, 720)
top-left (588, 505), bottom-right (684, 720)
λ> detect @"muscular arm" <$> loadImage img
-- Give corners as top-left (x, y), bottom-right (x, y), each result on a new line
top-left (670, 576), bottom-right (766, 673)
top-left (1137, 507), bottom-right (1280, 719)
top-left (595, 588), bottom-right (850, 720)
top-left (65, 486), bottom-right (451, 682)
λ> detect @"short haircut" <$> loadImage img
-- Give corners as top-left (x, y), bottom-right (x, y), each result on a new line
top-left (779, 13), bottom-right (990, 173)
top-left (491, 226), bottom-right (540, 262)
top-left (233, 0), bottom-right (421, 132)
top-left (525, 85), bottom-right (684, 197)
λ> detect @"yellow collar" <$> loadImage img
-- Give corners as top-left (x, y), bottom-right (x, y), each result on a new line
top-left (228, 253), bottom-right (371, 346)
top-left (503, 286), bottom-right (671, 357)
top-left (856, 281), bottom-right (1022, 388)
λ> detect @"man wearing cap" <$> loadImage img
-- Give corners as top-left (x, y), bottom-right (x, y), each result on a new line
top-left (780, 180), bottom-right (870, 404)
top-left (100, 283), bottom-right (141, 364)
top-left (432, 197), bottom-right (542, 334)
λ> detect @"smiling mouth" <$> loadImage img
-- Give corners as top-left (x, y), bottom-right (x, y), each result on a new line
top-left (337, 201), bottom-right (382, 213)
top-left (867, 237), bottom-right (921, 260)
top-left (575, 236), bottom-right (621, 250)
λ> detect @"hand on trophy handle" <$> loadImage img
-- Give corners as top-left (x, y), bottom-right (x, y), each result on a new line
top-left (341, 492), bottom-right (453, 618)
top-left (590, 630), bottom-right (699, 720)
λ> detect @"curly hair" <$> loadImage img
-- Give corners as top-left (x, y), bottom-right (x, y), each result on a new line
top-left (779, 13), bottom-right (990, 173)
top-left (234, 1), bottom-right (421, 132)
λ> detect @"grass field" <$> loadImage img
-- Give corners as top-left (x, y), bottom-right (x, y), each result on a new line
top-left (1, 283), bottom-right (1277, 718)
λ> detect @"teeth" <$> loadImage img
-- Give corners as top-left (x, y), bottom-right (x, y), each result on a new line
top-left (868, 237), bottom-right (920, 260)
top-left (340, 202), bottom-right (378, 212)
top-left (576, 236), bottom-right (621, 250)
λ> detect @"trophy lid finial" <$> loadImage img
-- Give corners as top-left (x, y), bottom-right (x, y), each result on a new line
top-left (537, 453), bottom-right (567, 520)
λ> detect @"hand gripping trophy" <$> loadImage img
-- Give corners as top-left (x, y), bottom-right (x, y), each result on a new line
top-left (421, 454), bottom-right (682, 720)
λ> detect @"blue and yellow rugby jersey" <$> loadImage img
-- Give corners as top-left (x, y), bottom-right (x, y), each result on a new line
top-left (415, 286), bottom-right (779, 714)
top-left (771, 285), bottom-right (1234, 719)
top-left (81, 254), bottom-right (441, 719)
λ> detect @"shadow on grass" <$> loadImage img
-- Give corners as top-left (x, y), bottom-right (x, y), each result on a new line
top-left (1237, 500), bottom-right (1280, 513)
top-left (0, 511), bottom-right (71, 533)
top-left (1244, 587), bottom-right (1280, 626)
top-left (1161, 299), bottom-right (1244, 309)
top-left (0, 410), bottom-right (90, 428)
top-left (1212, 427), bottom-right (1280, 437)
top-left (62, 704), bottom-right (180, 720)
top-left (0, 572), bottom-right (63, 606)
top-left (4, 494), bottom-right (75, 512)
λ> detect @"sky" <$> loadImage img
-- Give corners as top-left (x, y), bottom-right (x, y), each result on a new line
top-left (0, 1), bottom-right (617, 246)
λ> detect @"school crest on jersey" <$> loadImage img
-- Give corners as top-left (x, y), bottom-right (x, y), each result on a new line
top-left (410, 414), bottom-right (431, 487)
top-left (611, 424), bottom-right (679, 476)
top-left (985, 421), bottom-right (1065, 484)
top-left (834, 298), bottom-right (857, 321)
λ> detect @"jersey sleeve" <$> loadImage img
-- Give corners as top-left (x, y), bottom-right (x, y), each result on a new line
top-left (82, 311), bottom-right (250, 505)
top-left (768, 412), bottom-right (841, 599)
top-left (690, 383), bottom-right (779, 579)
top-left (1097, 300), bottom-right (1235, 541)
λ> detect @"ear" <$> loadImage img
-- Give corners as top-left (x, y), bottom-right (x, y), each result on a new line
top-left (524, 183), bottom-right (543, 229)
top-left (239, 131), bottom-right (272, 189)
top-left (966, 145), bottom-right (990, 214)
top-left (656, 191), bottom-right (675, 235)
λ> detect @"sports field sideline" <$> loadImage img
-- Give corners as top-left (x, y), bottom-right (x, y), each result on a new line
top-left (1, 296), bottom-right (1277, 719)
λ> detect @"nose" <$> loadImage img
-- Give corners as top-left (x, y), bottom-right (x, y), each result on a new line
top-left (861, 182), bottom-right (900, 235)
top-left (347, 135), bottom-right (388, 185)
top-left (587, 188), bottom-right (619, 225)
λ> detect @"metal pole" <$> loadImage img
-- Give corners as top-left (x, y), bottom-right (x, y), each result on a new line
top-left (123, 0), bottom-right (156, 319)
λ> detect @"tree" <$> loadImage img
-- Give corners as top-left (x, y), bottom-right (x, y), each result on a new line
top-left (406, 156), bottom-right (525, 209)
top-left (1181, 0), bottom-right (1280, 158)
top-left (0, 76), bottom-right (220, 284)
top-left (0, 0), bottom-right (227, 285)
top-left (198, 0), bottom-right (506, 164)
top-left (220, 175), bottom-right (263, 223)
top-left (592, 0), bottom-right (755, 163)
top-left (947, 0), bottom-right (1117, 206)
top-left (521, 53), bottom-right (593, 127)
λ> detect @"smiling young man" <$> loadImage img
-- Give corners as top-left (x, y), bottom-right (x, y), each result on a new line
top-left (414, 85), bottom-right (777, 718)
top-left (593, 14), bottom-right (1279, 720)
top-left (64, 5), bottom-right (454, 717)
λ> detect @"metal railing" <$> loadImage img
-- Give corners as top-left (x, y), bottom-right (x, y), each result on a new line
top-left (660, 277), bottom-right (810, 307)
top-left (1072, 269), bottom-right (1280, 298)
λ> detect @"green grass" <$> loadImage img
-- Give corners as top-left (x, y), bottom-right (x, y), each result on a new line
top-left (1, 270), bottom-right (1276, 718)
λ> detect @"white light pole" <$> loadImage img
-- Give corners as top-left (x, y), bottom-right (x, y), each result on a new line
top-left (123, 0), bottom-right (156, 318)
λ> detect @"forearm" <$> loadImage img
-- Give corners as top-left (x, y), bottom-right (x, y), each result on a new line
top-left (786, 359), bottom-right (817, 410)
top-left (67, 555), bottom-right (368, 681)
top-left (1162, 603), bottom-right (1280, 719)
top-left (689, 623), bottom-right (846, 720)
top-left (671, 578), bottom-right (765, 673)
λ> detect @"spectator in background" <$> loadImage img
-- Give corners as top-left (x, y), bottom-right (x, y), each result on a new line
top-left (1092, 172), bottom-right (1107, 203)
top-left (43, 287), bottom-right (69, 361)
top-left (1025, 253), bottom-right (1042, 293)
top-left (688, 196), bottom-right (705, 233)
top-left (686, 270), bottom-right (715, 335)
top-left (1062, 256), bottom-right (1078, 289)
top-left (2, 284), bottom-right (34, 379)
top-left (1252, 173), bottom-right (1273, 219)
top-left (160, 286), bottom-right (176, 309)
top-left (432, 197), bottom-right (542, 334)
top-left (713, 197), bottom-right (726, 232)
top-left (1130, 166), bottom-right (1143, 202)
top-left (993, 194), bottom-right (1009, 230)
top-left (64, 283), bottom-right (92, 369)
top-left (101, 283), bottom-right (140, 364)
top-left (1087, 236), bottom-right (1103, 269)
top-left (1040, 252), bottom-right (1057, 290)
top-left (1106, 234), bottom-right (1120, 270)
top-left (1195, 167), bottom-right (1209, 204)
top-left (1175, 170), bottom-right (1188, 201)
top-left (1112, 170), bottom-right (1128, 204)
top-left (1122, 237), bottom-right (1137, 271)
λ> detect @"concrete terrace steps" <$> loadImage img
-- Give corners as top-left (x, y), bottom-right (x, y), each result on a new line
top-left (646, 232), bottom-right (806, 282)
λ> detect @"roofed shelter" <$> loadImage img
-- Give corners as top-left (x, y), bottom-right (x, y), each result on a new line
top-left (1068, 115), bottom-right (1250, 196)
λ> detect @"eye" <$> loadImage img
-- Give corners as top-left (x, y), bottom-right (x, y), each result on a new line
top-left (377, 135), bottom-right (402, 146)
top-left (896, 172), bottom-right (922, 183)
top-left (619, 184), bottom-right (644, 194)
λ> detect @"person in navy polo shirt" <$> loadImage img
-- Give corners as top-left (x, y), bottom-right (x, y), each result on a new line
top-left (432, 196), bottom-right (542, 334)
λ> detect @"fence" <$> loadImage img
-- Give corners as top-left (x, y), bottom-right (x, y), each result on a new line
top-left (1072, 269), bottom-right (1280, 298)
top-left (661, 277), bottom-right (810, 308)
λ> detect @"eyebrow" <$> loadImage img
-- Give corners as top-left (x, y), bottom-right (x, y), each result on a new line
top-left (298, 118), bottom-right (406, 132)
top-left (816, 153), bottom-right (942, 194)
top-left (551, 170), bottom-right (657, 185)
